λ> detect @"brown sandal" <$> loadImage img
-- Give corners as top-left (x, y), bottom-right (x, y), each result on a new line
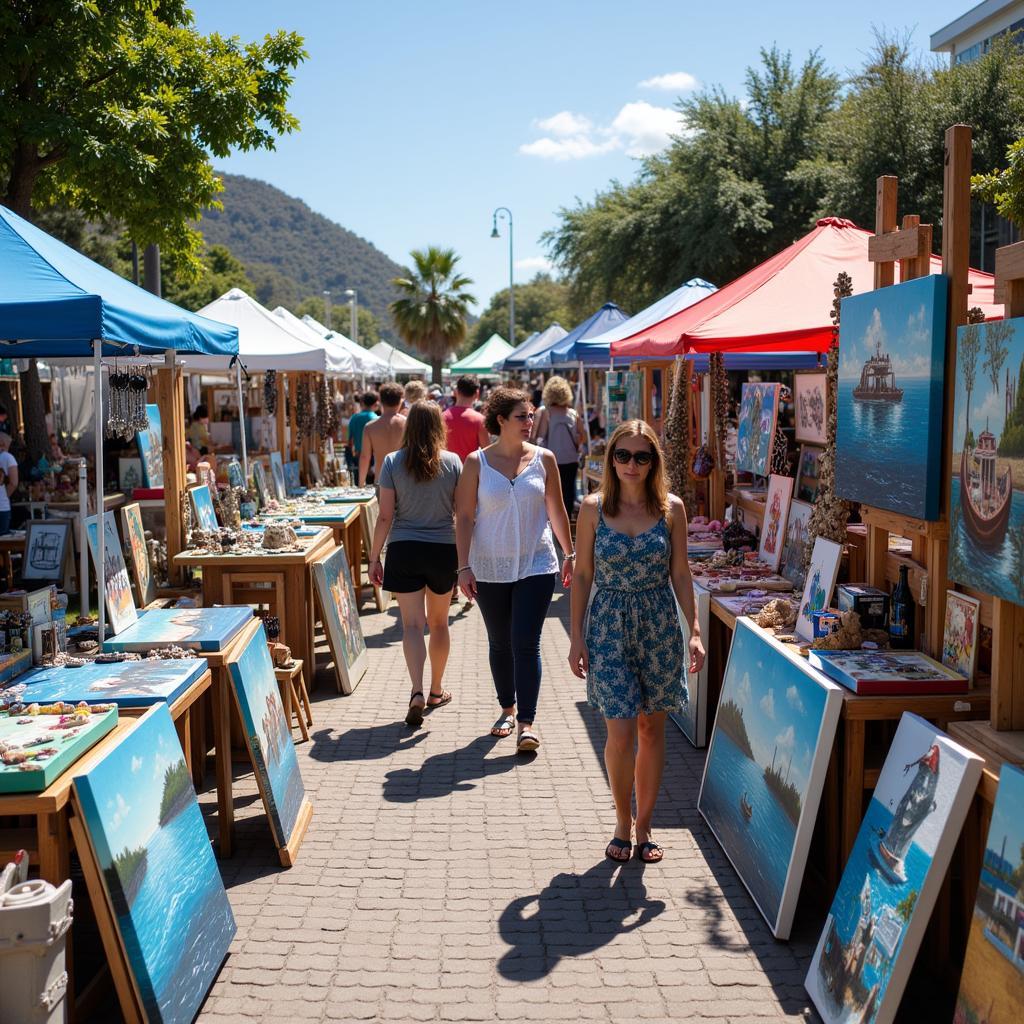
top-left (405, 692), bottom-right (425, 728)
top-left (426, 689), bottom-right (452, 709)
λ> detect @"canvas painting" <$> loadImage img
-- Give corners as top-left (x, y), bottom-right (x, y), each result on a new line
top-left (942, 590), bottom-right (981, 683)
top-left (22, 519), bottom-right (70, 582)
top-left (797, 445), bottom-right (822, 503)
top-left (283, 460), bottom-right (304, 495)
top-left (103, 606), bottom-right (252, 653)
top-left (780, 500), bottom-right (813, 592)
top-left (121, 503), bottom-right (155, 607)
top-left (955, 763), bottom-right (1024, 1024)
top-left (312, 544), bottom-right (368, 694)
top-left (759, 474), bottom-right (794, 571)
top-left (699, 618), bottom-right (842, 938)
top-left (836, 275), bottom-right (948, 520)
top-left (252, 461), bottom-right (271, 508)
top-left (670, 583), bottom-right (711, 748)
top-left (119, 457), bottom-right (143, 493)
top-left (948, 316), bottom-right (1024, 606)
top-left (807, 649), bottom-right (968, 696)
top-left (307, 453), bottom-right (323, 484)
top-left (86, 511), bottom-right (138, 635)
top-left (796, 537), bottom-right (843, 640)
top-left (188, 485), bottom-right (218, 534)
top-left (794, 371), bottom-right (828, 445)
top-left (72, 705), bottom-right (236, 1022)
top-left (136, 403), bottom-right (164, 488)
top-left (226, 460), bottom-right (245, 490)
top-left (736, 383), bottom-right (780, 477)
top-left (806, 713), bottom-right (982, 1024)
top-left (269, 451), bottom-right (288, 502)
top-left (227, 625), bottom-right (306, 850)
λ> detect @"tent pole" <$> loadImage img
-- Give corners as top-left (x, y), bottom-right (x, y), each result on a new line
top-left (93, 339), bottom-right (105, 641)
top-left (578, 359), bottom-right (592, 456)
top-left (236, 359), bottom-right (248, 480)
top-left (77, 458), bottom-right (88, 620)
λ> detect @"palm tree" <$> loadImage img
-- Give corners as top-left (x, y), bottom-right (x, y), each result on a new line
top-left (390, 247), bottom-right (476, 383)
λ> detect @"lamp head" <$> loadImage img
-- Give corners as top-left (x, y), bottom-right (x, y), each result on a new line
top-left (490, 224), bottom-right (500, 238)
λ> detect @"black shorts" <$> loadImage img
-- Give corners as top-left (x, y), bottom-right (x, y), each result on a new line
top-left (382, 541), bottom-right (457, 594)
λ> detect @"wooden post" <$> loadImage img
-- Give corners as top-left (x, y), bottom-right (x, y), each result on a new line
top-left (275, 371), bottom-right (286, 457)
top-left (156, 365), bottom-right (186, 585)
top-left (288, 372), bottom-right (298, 463)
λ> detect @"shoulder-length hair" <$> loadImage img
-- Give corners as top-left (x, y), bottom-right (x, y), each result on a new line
top-left (599, 419), bottom-right (669, 519)
top-left (401, 400), bottom-right (447, 482)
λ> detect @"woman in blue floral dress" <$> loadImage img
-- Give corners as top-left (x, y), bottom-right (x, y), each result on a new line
top-left (569, 420), bottom-right (705, 863)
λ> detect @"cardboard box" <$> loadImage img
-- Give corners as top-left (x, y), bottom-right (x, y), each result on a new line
top-left (837, 583), bottom-right (890, 630)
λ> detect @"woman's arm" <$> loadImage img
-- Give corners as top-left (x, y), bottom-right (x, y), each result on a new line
top-left (667, 494), bottom-right (705, 673)
top-left (368, 485), bottom-right (394, 586)
top-left (540, 449), bottom-right (574, 584)
top-left (454, 453), bottom-right (480, 598)
top-left (567, 496), bottom-right (598, 678)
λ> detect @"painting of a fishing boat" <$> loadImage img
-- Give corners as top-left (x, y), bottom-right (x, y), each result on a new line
top-left (853, 336), bottom-right (904, 402)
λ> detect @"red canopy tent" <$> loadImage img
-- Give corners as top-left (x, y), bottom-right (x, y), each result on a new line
top-left (610, 217), bottom-right (1000, 358)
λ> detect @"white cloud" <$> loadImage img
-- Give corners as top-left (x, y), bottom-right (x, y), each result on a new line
top-left (611, 101), bottom-right (684, 156)
top-left (786, 685), bottom-right (805, 714)
top-left (131, 755), bottom-right (142, 773)
top-left (536, 111), bottom-right (593, 137)
top-left (519, 134), bottom-right (619, 161)
top-left (737, 672), bottom-right (752, 707)
top-left (111, 793), bottom-right (131, 830)
top-left (516, 255), bottom-right (554, 275)
top-left (775, 725), bottom-right (796, 752)
top-left (521, 101), bottom-right (682, 161)
top-left (759, 688), bottom-right (776, 719)
top-left (638, 71), bottom-right (700, 93)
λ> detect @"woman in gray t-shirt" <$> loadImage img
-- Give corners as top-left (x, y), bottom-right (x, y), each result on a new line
top-left (369, 400), bottom-right (462, 727)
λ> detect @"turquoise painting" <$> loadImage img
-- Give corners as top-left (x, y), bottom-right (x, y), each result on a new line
top-left (311, 544), bottom-right (367, 694)
top-left (227, 625), bottom-right (305, 848)
top-left (735, 383), bottom-right (779, 476)
top-left (269, 452), bottom-right (287, 502)
top-left (73, 705), bottom-right (235, 1022)
top-left (103, 607), bottom-right (252, 653)
top-left (136, 404), bottom-right (164, 488)
top-left (189, 485), bottom-right (219, 533)
top-left (283, 460), bottom-right (305, 495)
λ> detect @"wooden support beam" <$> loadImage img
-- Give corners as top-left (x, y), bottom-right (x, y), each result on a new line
top-left (156, 366), bottom-right (186, 585)
top-left (288, 372), bottom-right (298, 462)
top-left (868, 219), bottom-right (930, 266)
top-left (993, 238), bottom-right (1024, 303)
top-left (872, 176), bottom-right (899, 289)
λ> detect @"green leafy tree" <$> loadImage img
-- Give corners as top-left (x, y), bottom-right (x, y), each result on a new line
top-left (161, 245), bottom-right (254, 312)
top-left (294, 296), bottom-right (382, 348)
top-left (983, 320), bottom-right (1012, 400)
top-left (471, 274), bottom-right (571, 348)
top-left (390, 247), bottom-right (475, 383)
top-left (958, 322), bottom-right (981, 447)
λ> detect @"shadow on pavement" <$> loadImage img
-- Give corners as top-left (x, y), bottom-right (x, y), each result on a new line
top-left (381, 734), bottom-right (519, 802)
top-left (307, 724), bottom-right (428, 762)
top-left (497, 858), bottom-right (666, 980)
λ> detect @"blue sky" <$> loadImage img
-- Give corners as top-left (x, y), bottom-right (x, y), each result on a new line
top-left (191, 0), bottom-right (969, 315)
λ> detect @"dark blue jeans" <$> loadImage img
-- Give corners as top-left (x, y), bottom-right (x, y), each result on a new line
top-left (474, 573), bottom-right (556, 724)
top-left (0, 511), bottom-right (10, 536)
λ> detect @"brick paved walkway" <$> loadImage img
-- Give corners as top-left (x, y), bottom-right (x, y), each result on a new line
top-left (197, 590), bottom-right (819, 1023)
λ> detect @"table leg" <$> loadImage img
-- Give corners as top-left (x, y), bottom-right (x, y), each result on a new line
top-left (841, 719), bottom-right (866, 863)
top-left (175, 708), bottom-right (193, 778)
top-left (290, 678), bottom-right (309, 742)
top-left (282, 565), bottom-right (310, 669)
top-left (37, 810), bottom-right (70, 885)
top-left (203, 565), bottom-right (225, 610)
top-left (210, 670), bottom-right (234, 858)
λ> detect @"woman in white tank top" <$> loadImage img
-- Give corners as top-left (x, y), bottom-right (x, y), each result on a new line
top-left (455, 387), bottom-right (575, 753)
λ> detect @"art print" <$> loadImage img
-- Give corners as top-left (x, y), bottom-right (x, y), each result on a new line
top-left (806, 713), bottom-right (982, 1024)
top-left (252, 461), bottom-right (271, 508)
top-left (670, 583), bottom-right (711, 748)
top-left (119, 457), bottom-right (143, 493)
top-left (780, 500), bottom-right (813, 592)
top-left (189, 485), bottom-right (218, 534)
top-left (797, 445), bottom-right (823, 503)
top-left (948, 315), bottom-right (1024, 606)
top-left (103, 607), bottom-right (252, 653)
top-left (136, 403), bottom-right (164, 488)
top-left (942, 590), bottom-right (981, 682)
top-left (121, 503), bottom-right (155, 607)
top-left (794, 371), bottom-right (828, 445)
top-left (312, 545), bottom-right (368, 694)
top-left (836, 275), bottom-right (948, 520)
top-left (759, 474), bottom-right (794, 571)
top-left (698, 619), bottom-right (842, 937)
top-left (283, 460), bottom-right (304, 495)
top-left (22, 519), bottom-right (70, 582)
top-left (85, 511), bottom-right (138, 635)
top-left (269, 451), bottom-right (288, 502)
top-left (736, 383), bottom-right (780, 477)
top-left (796, 537), bottom-right (842, 640)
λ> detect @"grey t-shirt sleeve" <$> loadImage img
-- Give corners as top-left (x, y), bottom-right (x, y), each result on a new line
top-left (379, 452), bottom-right (396, 490)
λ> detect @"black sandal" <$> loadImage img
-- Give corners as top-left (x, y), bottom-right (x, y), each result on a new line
top-left (405, 692), bottom-right (425, 728)
top-left (490, 713), bottom-right (515, 737)
top-left (605, 837), bottom-right (632, 862)
top-left (635, 840), bottom-right (664, 863)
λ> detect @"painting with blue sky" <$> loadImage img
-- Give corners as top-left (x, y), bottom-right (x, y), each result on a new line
top-left (86, 511), bottom-right (138, 635)
top-left (136, 403), bottom-right (163, 488)
top-left (699, 618), bottom-right (842, 937)
top-left (835, 276), bottom-right (948, 520)
top-left (283, 460), bottom-right (305, 495)
top-left (73, 705), bottom-right (235, 1022)
top-left (189, 485), bottom-right (219, 533)
top-left (103, 606), bottom-right (252, 653)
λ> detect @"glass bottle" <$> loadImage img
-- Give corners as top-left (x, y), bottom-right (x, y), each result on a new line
top-left (889, 564), bottom-right (915, 650)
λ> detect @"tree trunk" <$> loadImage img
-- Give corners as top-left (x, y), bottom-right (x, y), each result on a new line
top-left (430, 357), bottom-right (443, 385)
top-left (20, 360), bottom-right (48, 468)
top-left (3, 145), bottom-right (43, 218)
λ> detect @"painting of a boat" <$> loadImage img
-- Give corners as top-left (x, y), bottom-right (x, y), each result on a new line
top-left (959, 437), bottom-right (1012, 548)
top-left (853, 336), bottom-right (904, 402)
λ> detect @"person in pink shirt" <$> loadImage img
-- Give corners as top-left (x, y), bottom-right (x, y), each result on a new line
top-left (443, 376), bottom-right (490, 463)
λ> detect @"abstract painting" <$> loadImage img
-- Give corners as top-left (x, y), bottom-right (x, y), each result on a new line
top-left (312, 544), bottom-right (368, 694)
top-left (72, 705), bottom-right (236, 1022)
top-left (806, 713), bottom-right (982, 1024)
top-left (189, 485), bottom-right (218, 534)
top-left (103, 606), bottom-right (252, 653)
top-left (736, 383), bottom-right (780, 477)
top-left (836, 275), bottom-right (948, 520)
top-left (948, 315), bottom-right (1024, 606)
top-left (942, 590), bottom-right (981, 683)
top-left (759, 474), bottom-right (794, 571)
top-left (780, 500), bottom-right (813, 592)
top-left (136, 403), bottom-right (164, 488)
top-left (121, 503), bottom-right (155, 607)
top-left (698, 618), bottom-right (842, 938)
top-left (955, 763), bottom-right (1024, 1024)
top-left (670, 583), bottom-right (711, 748)
top-left (796, 537), bottom-right (843, 641)
top-left (794, 371), bottom-right (828, 445)
top-left (796, 445), bottom-right (822, 503)
top-left (86, 511), bottom-right (138, 635)
top-left (226, 625), bottom-right (307, 853)
top-left (269, 451), bottom-right (287, 502)
top-left (22, 519), bottom-right (70, 583)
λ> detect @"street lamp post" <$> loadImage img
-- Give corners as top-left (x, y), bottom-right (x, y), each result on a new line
top-left (342, 288), bottom-right (358, 346)
top-left (491, 207), bottom-right (514, 345)
top-left (323, 289), bottom-right (332, 330)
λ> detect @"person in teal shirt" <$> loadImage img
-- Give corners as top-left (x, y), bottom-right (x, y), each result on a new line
top-left (346, 390), bottom-right (379, 478)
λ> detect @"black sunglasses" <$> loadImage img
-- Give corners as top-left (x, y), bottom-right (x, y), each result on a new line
top-left (613, 448), bottom-right (653, 466)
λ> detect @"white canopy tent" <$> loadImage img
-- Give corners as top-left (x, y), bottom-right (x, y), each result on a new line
top-left (272, 306), bottom-right (357, 376)
top-left (369, 341), bottom-right (431, 377)
top-left (302, 314), bottom-right (392, 377)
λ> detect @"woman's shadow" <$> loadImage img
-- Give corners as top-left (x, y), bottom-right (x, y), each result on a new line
top-left (382, 734), bottom-right (519, 802)
top-left (497, 859), bottom-right (666, 981)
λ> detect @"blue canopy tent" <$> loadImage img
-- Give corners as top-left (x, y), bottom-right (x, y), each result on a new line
top-left (499, 323), bottom-right (568, 371)
top-left (0, 205), bottom-right (239, 634)
top-left (527, 303), bottom-right (629, 370)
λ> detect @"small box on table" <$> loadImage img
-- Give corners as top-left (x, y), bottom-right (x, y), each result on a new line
top-left (836, 583), bottom-right (890, 630)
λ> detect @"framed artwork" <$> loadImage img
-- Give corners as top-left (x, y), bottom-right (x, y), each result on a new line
top-left (252, 461), bottom-right (271, 508)
top-left (269, 451), bottom-right (287, 502)
top-left (308, 453), bottom-right (323, 484)
top-left (796, 445), bottom-right (823, 503)
top-left (211, 388), bottom-right (238, 417)
top-left (698, 619), bottom-right (842, 938)
top-left (796, 537), bottom-right (842, 641)
top-left (103, 607), bottom-right (252, 653)
top-left (121, 502), bottom-right (155, 607)
top-left (941, 590), bottom-right (981, 683)
top-left (226, 460), bottom-right (245, 490)
top-left (948, 315), bottom-right (1024, 605)
top-left (71, 705), bottom-right (236, 1022)
top-left (311, 544), bottom-right (368, 694)
top-left (758, 474), bottom-right (794, 571)
top-left (85, 511), bottom-right (138, 635)
top-left (226, 625), bottom-right (310, 864)
top-left (361, 497), bottom-right (391, 612)
top-left (605, 371), bottom-right (642, 431)
top-left (779, 499), bottom-right (813, 592)
top-left (135, 403), bottom-right (164, 488)
top-left (736, 383), bottom-right (780, 477)
top-left (22, 518), bottom-right (71, 583)
top-left (955, 763), bottom-right (1024, 1024)
top-left (118, 457), bottom-right (143, 493)
top-left (188, 485), bottom-right (218, 534)
top-left (836, 275), bottom-right (948, 521)
top-left (807, 649), bottom-right (968, 696)
top-left (805, 713), bottom-right (982, 1024)
top-left (794, 371), bottom-right (827, 445)
top-left (283, 460), bottom-right (304, 496)
top-left (670, 583), bottom-right (711, 748)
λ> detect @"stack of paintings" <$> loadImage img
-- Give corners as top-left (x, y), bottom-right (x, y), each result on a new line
top-left (312, 545), bottom-right (368, 694)
top-left (670, 583), bottom-right (711, 748)
top-left (698, 619), bottom-right (842, 938)
top-left (807, 649), bottom-right (967, 696)
top-left (806, 713), bottom-right (982, 1024)
top-left (735, 383), bottom-right (780, 477)
top-left (85, 511), bottom-right (138, 635)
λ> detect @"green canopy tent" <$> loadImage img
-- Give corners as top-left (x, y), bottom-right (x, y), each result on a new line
top-left (449, 333), bottom-right (514, 377)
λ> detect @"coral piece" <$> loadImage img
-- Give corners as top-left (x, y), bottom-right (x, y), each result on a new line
top-left (146, 645), bottom-right (198, 660)
top-left (262, 522), bottom-right (299, 550)
top-left (753, 598), bottom-right (797, 630)
top-left (809, 609), bottom-right (863, 650)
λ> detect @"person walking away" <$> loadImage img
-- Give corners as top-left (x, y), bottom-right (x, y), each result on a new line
top-left (532, 376), bottom-right (585, 520)
top-left (568, 420), bottom-right (704, 864)
top-left (443, 376), bottom-right (491, 464)
top-left (346, 391), bottom-right (378, 482)
top-left (454, 386), bottom-right (574, 753)
top-left (369, 401), bottom-right (461, 728)
top-left (404, 380), bottom-right (428, 409)
top-left (0, 433), bottom-right (19, 535)
top-left (360, 382), bottom-right (406, 486)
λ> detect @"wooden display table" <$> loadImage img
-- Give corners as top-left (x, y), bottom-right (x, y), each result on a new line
top-left (274, 658), bottom-right (312, 742)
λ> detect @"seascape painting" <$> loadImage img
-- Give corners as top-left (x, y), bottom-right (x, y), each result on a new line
top-left (189, 485), bottom-right (219, 534)
top-left (283, 460), bottom-right (304, 495)
top-left (759, 474), bottom-right (793, 571)
top-left (948, 316), bottom-right (1024, 606)
top-left (269, 451), bottom-right (288, 502)
top-left (806, 714), bottom-right (982, 1024)
top-left (103, 606), bottom-right (252, 653)
top-left (942, 590), bottom-right (981, 682)
top-left (252, 461), bottom-right (271, 508)
top-left (72, 705), bottom-right (236, 1023)
top-left (670, 583), bottom-right (711, 748)
top-left (227, 625), bottom-right (307, 850)
top-left (954, 764), bottom-right (1024, 1024)
top-left (796, 537), bottom-right (843, 641)
top-left (736, 383), bottom-right (780, 477)
top-left (797, 445), bottom-right (822, 503)
top-left (86, 511), bottom-right (139, 635)
top-left (698, 618), bottom-right (842, 938)
top-left (795, 371), bottom-right (828, 445)
top-left (136, 403), bottom-right (164, 488)
top-left (835, 275), bottom-right (948, 521)
top-left (312, 545), bottom-right (368, 694)
top-left (121, 502), bottom-right (155, 607)
top-left (780, 500), bottom-right (813, 592)
top-left (22, 519), bottom-right (70, 583)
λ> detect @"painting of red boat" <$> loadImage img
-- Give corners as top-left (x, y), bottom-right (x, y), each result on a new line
top-left (959, 441), bottom-right (1012, 548)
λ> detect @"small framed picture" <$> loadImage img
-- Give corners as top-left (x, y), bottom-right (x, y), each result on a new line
top-left (942, 590), bottom-right (981, 682)
top-left (796, 444), bottom-right (822, 503)
top-left (793, 371), bottom-right (827, 446)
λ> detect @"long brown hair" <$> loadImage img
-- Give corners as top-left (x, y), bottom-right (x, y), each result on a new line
top-left (401, 400), bottom-right (446, 481)
top-left (599, 420), bottom-right (669, 518)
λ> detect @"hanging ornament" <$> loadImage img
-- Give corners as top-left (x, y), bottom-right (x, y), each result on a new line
top-left (264, 370), bottom-right (278, 415)
top-left (315, 376), bottom-right (336, 439)
top-left (709, 351), bottom-right (729, 468)
top-left (296, 376), bottom-right (314, 437)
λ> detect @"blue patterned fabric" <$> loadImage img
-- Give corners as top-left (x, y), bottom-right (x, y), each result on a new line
top-left (586, 502), bottom-right (685, 718)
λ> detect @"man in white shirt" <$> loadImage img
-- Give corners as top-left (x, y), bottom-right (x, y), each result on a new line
top-left (0, 432), bottom-right (19, 535)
